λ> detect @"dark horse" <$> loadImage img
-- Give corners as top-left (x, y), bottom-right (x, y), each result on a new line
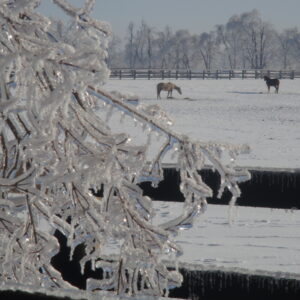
top-left (264, 76), bottom-right (280, 93)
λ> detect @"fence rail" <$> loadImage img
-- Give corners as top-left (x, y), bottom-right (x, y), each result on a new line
top-left (110, 69), bottom-right (300, 80)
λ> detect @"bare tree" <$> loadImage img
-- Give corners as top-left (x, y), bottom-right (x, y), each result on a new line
top-left (125, 22), bottom-right (136, 68)
top-left (145, 24), bottom-right (154, 69)
top-left (124, 21), bottom-right (156, 69)
top-left (287, 28), bottom-right (300, 68)
top-left (156, 26), bottom-right (174, 69)
top-left (133, 21), bottom-right (149, 67)
top-left (276, 29), bottom-right (296, 69)
top-left (216, 15), bottom-right (244, 70)
top-left (169, 30), bottom-right (193, 70)
top-left (107, 34), bottom-right (124, 68)
top-left (239, 10), bottom-right (274, 69)
top-left (198, 32), bottom-right (218, 71)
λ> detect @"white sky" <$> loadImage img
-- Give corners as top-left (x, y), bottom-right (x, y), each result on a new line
top-left (38, 0), bottom-right (300, 39)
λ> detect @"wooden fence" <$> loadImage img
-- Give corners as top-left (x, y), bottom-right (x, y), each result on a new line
top-left (110, 69), bottom-right (300, 80)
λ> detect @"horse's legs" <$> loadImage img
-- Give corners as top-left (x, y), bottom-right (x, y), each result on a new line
top-left (157, 88), bottom-right (161, 99)
top-left (268, 85), bottom-right (270, 93)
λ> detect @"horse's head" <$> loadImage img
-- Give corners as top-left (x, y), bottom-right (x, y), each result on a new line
top-left (175, 86), bottom-right (182, 95)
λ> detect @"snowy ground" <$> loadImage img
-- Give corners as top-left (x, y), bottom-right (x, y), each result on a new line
top-left (100, 79), bottom-right (300, 280)
top-left (102, 201), bottom-right (300, 279)
top-left (154, 201), bottom-right (300, 279)
top-left (103, 79), bottom-right (300, 170)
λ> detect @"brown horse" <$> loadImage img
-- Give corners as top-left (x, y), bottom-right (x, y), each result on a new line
top-left (157, 82), bottom-right (182, 99)
top-left (264, 76), bottom-right (280, 93)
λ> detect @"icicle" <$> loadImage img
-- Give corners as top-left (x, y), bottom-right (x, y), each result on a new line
top-left (105, 104), bottom-right (114, 122)
top-left (228, 196), bottom-right (238, 224)
top-left (119, 111), bottom-right (125, 124)
top-left (133, 117), bottom-right (138, 127)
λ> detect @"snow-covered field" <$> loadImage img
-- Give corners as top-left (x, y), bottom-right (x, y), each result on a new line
top-left (103, 79), bottom-right (300, 170)
top-left (102, 201), bottom-right (300, 279)
top-left (101, 79), bottom-right (300, 279)
top-left (154, 202), bottom-right (300, 279)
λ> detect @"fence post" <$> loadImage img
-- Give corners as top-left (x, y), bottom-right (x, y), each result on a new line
top-left (279, 70), bottom-right (282, 79)
top-left (148, 70), bottom-right (151, 80)
top-left (132, 69), bottom-right (136, 80)
top-left (216, 70), bottom-right (219, 79)
top-left (202, 70), bottom-right (205, 79)
top-left (161, 70), bottom-right (165, 80)
top-left (242, 70), bottom-right (245, 79)
top-left (255, 70), bottom-right (258, 79)
top-left (119, 70), bottom-right (122, 80)
top-left (176, 70), bottom-right (178, 80)
top-left (290, 70), bottom-right (295, 79)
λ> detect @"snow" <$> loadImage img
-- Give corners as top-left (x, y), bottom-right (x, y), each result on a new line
top-left (153, 201), bottom-right (300, 279)
top-left (100, 78), bottom-right (300, 279)
top-left (103, 79), bottom-right (300, 170)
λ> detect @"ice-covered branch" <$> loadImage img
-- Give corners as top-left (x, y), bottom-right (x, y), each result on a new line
top-left (89, 85), bottom-right (250, 203)
top-left (0, 1), bottom-right (250, 298)
top-left (53, 0), bottom-right (111, 36)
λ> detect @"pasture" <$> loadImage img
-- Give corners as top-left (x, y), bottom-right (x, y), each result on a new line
top-left (102, 79), bottom-right (300, 170)
top-left (100, 79), bottom-right (300, 287)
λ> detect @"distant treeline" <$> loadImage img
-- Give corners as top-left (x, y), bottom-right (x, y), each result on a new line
top-left (107, 9), bottom-right (300, 71)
